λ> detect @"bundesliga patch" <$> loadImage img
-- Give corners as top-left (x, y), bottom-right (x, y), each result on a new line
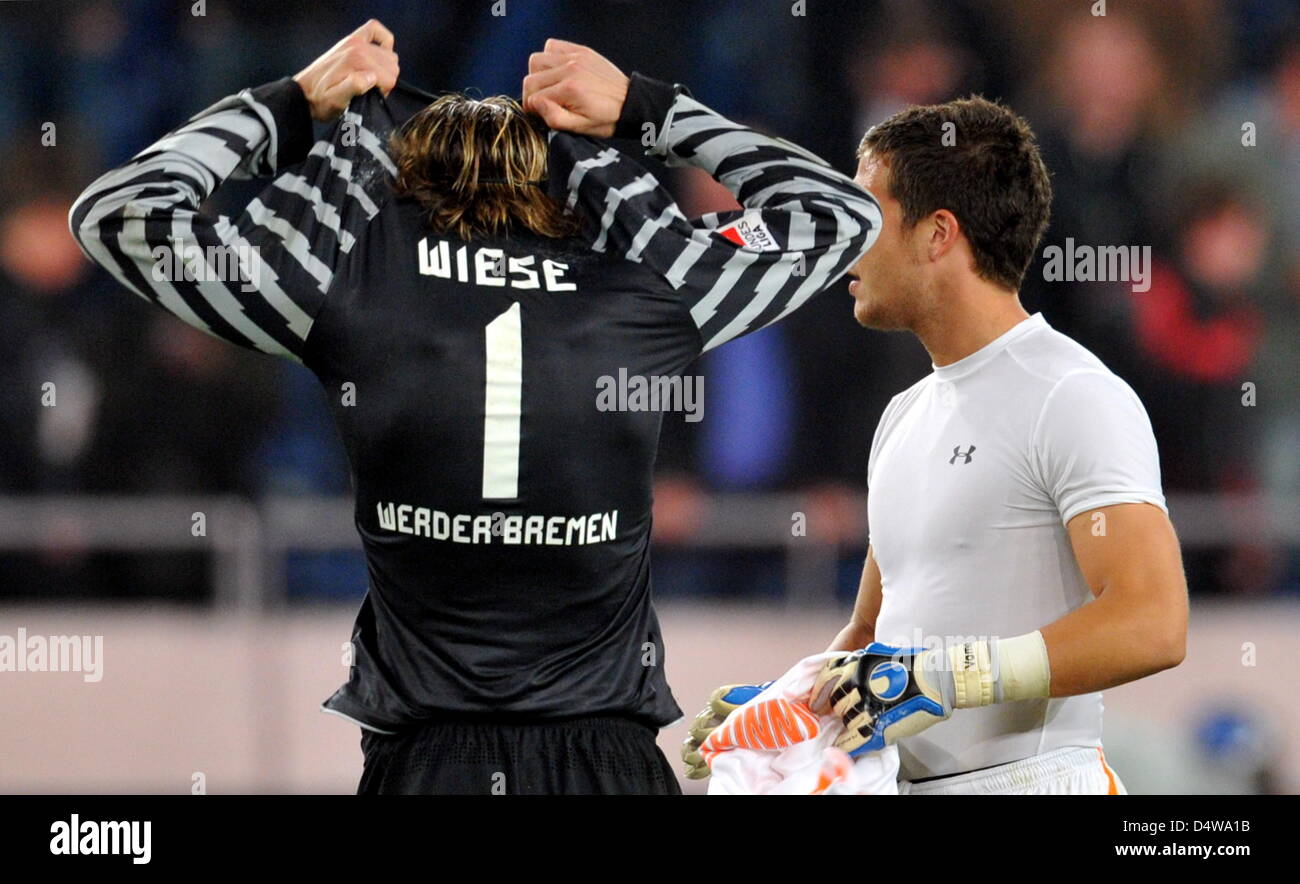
top-left (716, 214), bottom-right (780, 252)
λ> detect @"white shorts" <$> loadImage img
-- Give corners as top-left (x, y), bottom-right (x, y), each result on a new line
top-left (899, 746), bottom-right (1126, 795)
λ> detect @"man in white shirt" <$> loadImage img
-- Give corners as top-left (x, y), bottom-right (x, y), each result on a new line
top-left (806, 96), bottom-right (1188, 794)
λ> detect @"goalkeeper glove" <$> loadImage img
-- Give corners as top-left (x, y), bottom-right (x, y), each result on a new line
top-left (810, 643), bottom-right (953, 756)
top-left (810, 633), bottom-right (1052, 756)
top-left (680, 682), bottom-right (770, 779)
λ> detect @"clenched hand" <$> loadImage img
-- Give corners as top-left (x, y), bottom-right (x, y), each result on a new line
top-left (522, 39), bottom-right (629, 137)
top-left (293, 19), bottom-right (399, 123)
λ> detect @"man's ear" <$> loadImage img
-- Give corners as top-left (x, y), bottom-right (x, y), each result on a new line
top-left (927, 209), bottom-right (961, 262)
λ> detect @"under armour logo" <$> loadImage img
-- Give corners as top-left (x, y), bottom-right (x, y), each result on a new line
top-left (949, 445), bottom-right (976, 465)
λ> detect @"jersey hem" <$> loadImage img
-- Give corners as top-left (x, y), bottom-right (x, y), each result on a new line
top-left (319, 703), bottom-right (400, 735)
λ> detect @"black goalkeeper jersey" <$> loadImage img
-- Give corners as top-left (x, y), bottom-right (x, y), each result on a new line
top-left (70, 75), bottom-right (881, 731)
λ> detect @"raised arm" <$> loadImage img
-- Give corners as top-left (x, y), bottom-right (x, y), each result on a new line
top-left (523, 39), bottom-right (882, 352)
top-left (69, 20), bottom-right (400, 362)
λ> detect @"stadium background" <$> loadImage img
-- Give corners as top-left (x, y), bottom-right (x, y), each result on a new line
top-left (0, 0), bottom-right (1297, 793)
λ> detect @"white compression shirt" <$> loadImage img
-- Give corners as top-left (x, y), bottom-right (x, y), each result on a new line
top-left (867, 313), bottom-right (1167, 781)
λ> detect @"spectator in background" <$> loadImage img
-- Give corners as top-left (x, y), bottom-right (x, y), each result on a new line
top-left (1176, 25), bottom-right (1300, 593)
top-left (62, 1), bottom-right (181, 167)
top-left (1135, 181), bottom-right (1277, 596)
top-left (0, 143), bottom-right (280, 601)
top-left (844, 0), bottom-right (977, 139)
top-left (0, 140), bottom-right (127, 597)
top-left (1224, 35), bottom-right (1300, 589)
top-left (1135, 182), bottom-right (1267, 493)
top-left (1258, 36), bottom-right (1300, 592)
top-left (1016, 7), bottom-right (1180, 376)
top-left (1250, 34), bottom-right (1300, 531)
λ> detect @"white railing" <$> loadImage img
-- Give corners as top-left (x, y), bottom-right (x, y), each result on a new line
top-left (0, 493), bottom-right (1295, 608)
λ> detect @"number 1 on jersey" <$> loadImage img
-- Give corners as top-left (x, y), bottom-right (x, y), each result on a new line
top-left (482, 302), bottom-right (522, 499)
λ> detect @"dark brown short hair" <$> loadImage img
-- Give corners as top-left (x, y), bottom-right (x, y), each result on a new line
top-left (860, 96), bottom-right (1051, 291)
top-left (389, 94), bottom-right (580, 241)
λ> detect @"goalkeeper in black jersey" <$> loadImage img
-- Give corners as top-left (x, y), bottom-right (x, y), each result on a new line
top-left (69, 22), bottom-right (881, 794)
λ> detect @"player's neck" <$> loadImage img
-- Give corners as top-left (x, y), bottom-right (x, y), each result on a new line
top-left (913, 283), bottom-right (1030, 368)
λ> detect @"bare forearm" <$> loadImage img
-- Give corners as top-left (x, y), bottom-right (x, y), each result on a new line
top-left (1040, 586), bottom-right (1186, 697)
top-left (826, 549), bottom-right (881, 653)
top-left (1042, 503), bottom-right (1189, 697)
top-left (826, 619), bottom-right (873, 653)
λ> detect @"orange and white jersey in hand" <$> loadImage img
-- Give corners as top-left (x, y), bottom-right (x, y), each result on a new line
top-left (701, 652), bottom-right (900, 795)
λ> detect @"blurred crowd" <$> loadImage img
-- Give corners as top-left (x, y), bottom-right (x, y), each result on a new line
top-left (0, 0), bottom-right (1297, 601)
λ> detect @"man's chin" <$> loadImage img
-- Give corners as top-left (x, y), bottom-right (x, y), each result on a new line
top-left (853, 299), bottom-right (899, 331)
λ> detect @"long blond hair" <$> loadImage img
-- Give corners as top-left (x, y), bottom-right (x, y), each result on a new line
top-left (389, 94), bottom-right (579, 240)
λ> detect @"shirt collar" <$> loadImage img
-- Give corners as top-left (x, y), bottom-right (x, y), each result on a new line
top-left (930, 313), bottom-right (1047, 382)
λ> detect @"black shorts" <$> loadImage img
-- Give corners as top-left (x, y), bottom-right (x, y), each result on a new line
top-left (357, 714), bottom-right (682, 795)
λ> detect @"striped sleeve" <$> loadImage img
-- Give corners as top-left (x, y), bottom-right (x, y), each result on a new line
top-left (68, 78), bottom-right (396, 362)
top-left (548, 91), bottom-right (882, 353)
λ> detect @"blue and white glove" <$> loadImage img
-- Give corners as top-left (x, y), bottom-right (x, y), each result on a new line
top-left (811, 634), bottom-right (1053, 756)
top-left (809, 643), bottom-right (955, 756)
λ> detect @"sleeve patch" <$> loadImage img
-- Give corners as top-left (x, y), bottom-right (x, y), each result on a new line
top-left (715, 214), bottom-right (780, 252)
